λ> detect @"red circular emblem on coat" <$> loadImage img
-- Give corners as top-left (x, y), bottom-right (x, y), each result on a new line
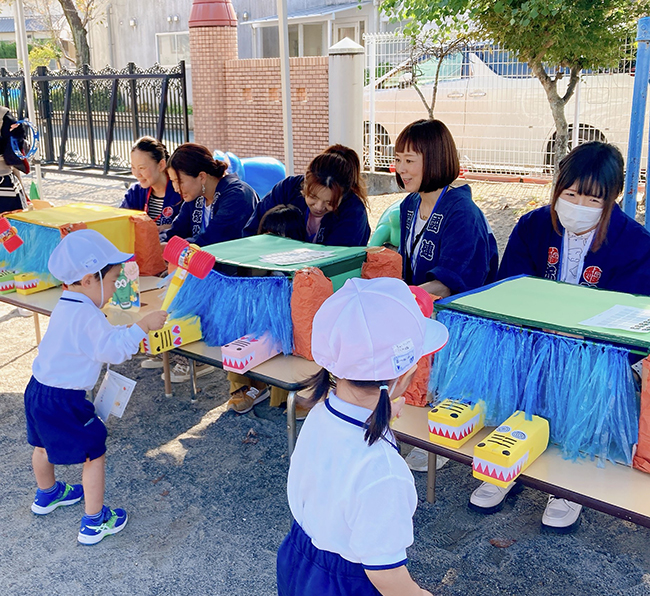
top-left (547, 247), bottom-right (559, 266)
top-left (583, 266), bottom-right (602, 285)
top-left (162, 206), bottom-right (173, 218)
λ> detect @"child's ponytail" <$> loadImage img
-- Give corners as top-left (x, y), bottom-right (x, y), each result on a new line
top-left (297, 373), bottom-right (394, 446)
top-left (364, 382), bottom-right (391, 446)
top-left (298, 368), bottom-right (334, 406)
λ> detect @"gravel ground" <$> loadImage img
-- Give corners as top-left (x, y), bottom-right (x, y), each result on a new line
top-left (2, 172), bottom-right (650, 596)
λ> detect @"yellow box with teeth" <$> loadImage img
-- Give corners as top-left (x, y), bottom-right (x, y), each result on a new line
top-left (428, 400), bottom-right (485, 448)
top-left (473, 411), bottom-right (549, 488)
top-left (14, 273), bottom-right (57, 295)
top-left (140, 317), bottom-right (202, 355)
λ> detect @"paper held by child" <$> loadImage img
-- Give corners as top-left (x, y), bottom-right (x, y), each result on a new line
top-left (259, 248), bottom-right (335, 265)
top-left (93, 368), bottom-right (137, 422)
top-left (580, 305), bottom-right (650, 333)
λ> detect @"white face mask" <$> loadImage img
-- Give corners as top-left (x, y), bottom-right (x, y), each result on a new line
top-left (555, 198), bottom-right (603, 235)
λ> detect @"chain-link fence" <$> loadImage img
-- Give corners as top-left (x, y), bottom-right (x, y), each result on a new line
top-left (364, 33), bottom-right (640, 177)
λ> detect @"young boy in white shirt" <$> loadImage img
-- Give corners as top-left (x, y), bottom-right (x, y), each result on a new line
top-left (25, 229), bottom-right (167, 545)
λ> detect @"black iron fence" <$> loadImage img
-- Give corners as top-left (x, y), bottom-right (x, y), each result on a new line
top-left (0, 61), bottom-right (189, 177)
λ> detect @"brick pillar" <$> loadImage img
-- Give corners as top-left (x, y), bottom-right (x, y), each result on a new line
top-left (189, 0), bottom-right (238, 150)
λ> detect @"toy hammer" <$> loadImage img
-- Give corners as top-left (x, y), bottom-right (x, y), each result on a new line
top-left (161, 236), bottom-right (215, 311)
top-left (0, 217), bottom-right (23, 253)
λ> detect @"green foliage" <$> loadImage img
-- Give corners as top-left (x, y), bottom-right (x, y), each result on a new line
top-left (28, 41), bottom-right (61, 69)
top-left (364, 62), bottom-right (394, 86)
top-left (380, 0), bottom-right (647, 164)
top-left (381, 0), bottom-right (644, 71)
top-left (0, 42), bottom-right (17, 59)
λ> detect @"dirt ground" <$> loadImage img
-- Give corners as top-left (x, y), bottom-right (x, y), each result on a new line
top-left (2, 173), bottom-right (650, 596)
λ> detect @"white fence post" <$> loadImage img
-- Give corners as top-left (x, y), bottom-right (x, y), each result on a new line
top-left (329, 38), bottom-right (364, 163)
top-left (368, 34), bottom-right (376, 172)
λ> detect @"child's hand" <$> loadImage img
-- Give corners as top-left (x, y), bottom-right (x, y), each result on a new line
top-left (137, 310), bottom-right (168, 334)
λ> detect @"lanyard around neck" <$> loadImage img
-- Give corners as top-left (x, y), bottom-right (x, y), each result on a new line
top-left (144, 187), bottom-right (164, 223)
top-left (324, 398), bottom-right (398, 452)
top-left (407, 185), bottom-right (448, 279)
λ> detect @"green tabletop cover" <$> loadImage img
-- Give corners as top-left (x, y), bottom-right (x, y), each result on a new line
top-left (202, 235), bottom-right (368, 290)
top-left (436, 276), bottom-right (650, 350)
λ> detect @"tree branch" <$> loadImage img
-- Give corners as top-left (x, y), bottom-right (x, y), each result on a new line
top-left (561, 66), bottom-right (581, 104)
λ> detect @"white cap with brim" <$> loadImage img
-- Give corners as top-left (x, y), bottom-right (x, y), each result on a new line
top-left (48, 228), bottom-right (134, 284)
top-left (311, 277), bottom-right (449, 381)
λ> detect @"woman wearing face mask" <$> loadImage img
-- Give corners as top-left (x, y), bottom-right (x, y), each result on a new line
top-left (498, 141), bottom-right (650, 295)
top-left (473, 141), bottom-right (650, 531)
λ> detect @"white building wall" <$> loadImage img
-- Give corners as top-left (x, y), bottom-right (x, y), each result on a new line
top-left (88, 0), bottom-right (193, 70)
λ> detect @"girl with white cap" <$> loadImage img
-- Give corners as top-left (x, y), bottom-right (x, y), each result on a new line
top-left (276, 277), bottom-right (448, 596)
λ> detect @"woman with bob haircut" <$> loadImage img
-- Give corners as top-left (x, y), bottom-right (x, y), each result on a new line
top-left (243, 144), bottom-right (370, 247)
top-left (472, 141), bottom-right (650, 530)
top-left (395, 119), bottom-right (498, 297)
top-left (160, 143), bottom-right (258, 247)
top-left (498, 141), bottom-right (650, 294)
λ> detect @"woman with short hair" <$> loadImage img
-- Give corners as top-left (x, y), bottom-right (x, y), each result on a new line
top-left (395, 119), bottom-right (498, 298)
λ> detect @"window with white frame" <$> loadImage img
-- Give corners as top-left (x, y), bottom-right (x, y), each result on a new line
top-left (334, 20), bottom-right (366, 46)
top-left (257, 22), bottom-right (324, 58)
top-left (156, 32), bottom-right (191, 67)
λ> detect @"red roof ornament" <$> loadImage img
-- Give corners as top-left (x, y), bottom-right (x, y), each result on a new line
top-left (189, 0), bottom-right (237, 27)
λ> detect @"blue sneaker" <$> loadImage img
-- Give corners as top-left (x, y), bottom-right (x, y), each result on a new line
top-left (78, 505), bottom-right (128, 545)
top-left (31, 481), bottom-right (83, 515)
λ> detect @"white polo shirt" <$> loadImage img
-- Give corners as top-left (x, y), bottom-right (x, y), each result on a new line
top-left (32, 290), bottom-right (146, 391)
top-left (287, 391), bottom-right (418, 569)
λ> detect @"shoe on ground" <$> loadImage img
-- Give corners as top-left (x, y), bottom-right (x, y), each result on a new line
top-left (228, 386), bottom-right (270, 414)
top-left (161, 362), bottom-right (215, 383)
top-left (17, 307), bottom-right (33, 318)
top-left (541, 496), bottom-right (582, 532)
top-left (469, 480), bottom-right (524, 514)
top-left (31, 481), bottom-right (83, 515)
top-left (141, 356), bottom-right (164, 369)
top-left (78, 505), bottom-right (128, 545)
top-left (404, 447), bottom-right (449, 472)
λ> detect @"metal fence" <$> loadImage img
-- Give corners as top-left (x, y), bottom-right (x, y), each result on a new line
top-left (0, 61), bottom-right (189, 177)
top-left (364, 33), bottom-right (641, 176)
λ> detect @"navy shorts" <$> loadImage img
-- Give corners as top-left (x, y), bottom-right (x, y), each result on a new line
top-left (277, 521), bottom-right (382, 596)
top-left (24, 376), bottom-right (107, 465)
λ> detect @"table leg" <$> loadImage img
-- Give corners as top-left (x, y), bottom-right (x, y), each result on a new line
top-left (287, 390), bottom-right (297, 456)
top-left (33, 312), bottom-right (41, 344)
top-left (162, 352), bottom-right (172, 398)
top-left (189, 359), bottom-right (198, 402)
top-left (427, 452), bottom-right (437, 503)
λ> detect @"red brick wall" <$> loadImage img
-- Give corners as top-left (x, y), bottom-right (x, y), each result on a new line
top-left (189, 26), bottom-right (238, 150)
top-left (190, 27), bottom-right (330, 174)
top-left (225, 57), bottom-right (330, 174)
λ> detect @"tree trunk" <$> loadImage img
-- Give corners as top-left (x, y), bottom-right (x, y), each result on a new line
top-left (529, 60), bottom-right (580, 173)
top-left (413, 82), bottom-right (433, 119)
top-left (430, 52), bottom-right (444, 118)
top-left (57, 0), bottom-right (91, 67)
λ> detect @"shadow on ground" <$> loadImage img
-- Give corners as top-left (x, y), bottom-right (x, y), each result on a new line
top-left (2, 358), bottom-right (650, 595)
